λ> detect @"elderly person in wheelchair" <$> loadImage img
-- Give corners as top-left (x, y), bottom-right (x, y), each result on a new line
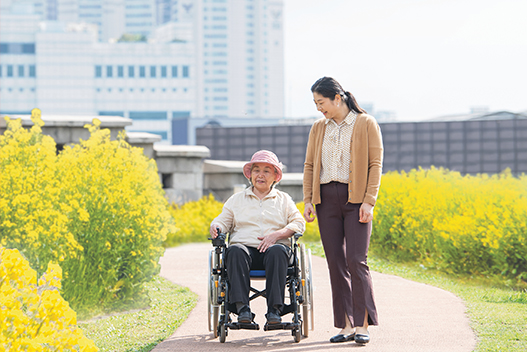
top-left (210, 150), bottom-right (305, 327)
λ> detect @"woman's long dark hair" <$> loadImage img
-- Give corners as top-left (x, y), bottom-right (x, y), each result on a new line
top-left (311, 76), bottom-right (367, 114)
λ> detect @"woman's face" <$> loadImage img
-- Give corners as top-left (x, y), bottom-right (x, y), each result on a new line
top-left (250, 163), bottom-right (277, 193)
top-left (313, 92), bottom-right (340, 119)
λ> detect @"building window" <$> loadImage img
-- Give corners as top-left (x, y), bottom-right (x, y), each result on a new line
top-left (128, 66), bottom-right (135, 77)
top-left (29, 65), bottom-right (36, 77)
top-left (171, 65), bottom-right (178, 77)
top-left (18, 65), bottom-right (24, 77)
top-left (107, 66), bottom-right (113, 77)
top-left (0, 65), bottom-right (2, 77)
top-left (7, 65), bottom-right (13, 77)
top-left (95, 65), bottom-right (102, 78)
top-left (182, 65), bottom-right (189, 78)
top-left (161, 66), bottom-right (167, 77)
top-left (117, 66), bottom-right (124, 77)
top-left (139, 66), bottom-right (145, 77)
top-left (150, 66), bottom-right (156, 77)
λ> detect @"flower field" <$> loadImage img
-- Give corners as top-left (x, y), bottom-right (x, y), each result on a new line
top-left (0, 115), bottom-right (175, 324)
top-left (373, 167), bottom-right (527, 287)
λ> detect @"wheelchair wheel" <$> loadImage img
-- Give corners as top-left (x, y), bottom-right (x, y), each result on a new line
top-left (300, 244), bottom-right (314, 337)
top-left (219, 323), bottom-right (226, 343)
top-left (208, 250), bottom-right (220, 337)
top-left (294, 328), bottom-right (301, 343)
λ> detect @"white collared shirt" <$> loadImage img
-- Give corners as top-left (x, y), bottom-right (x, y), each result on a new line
top-left (320, 110), bottom-right (357, 184)
top-left (211, 187), bottom-right (305, 248)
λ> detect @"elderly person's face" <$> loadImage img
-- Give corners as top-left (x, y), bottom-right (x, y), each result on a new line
top-left (250, 163), bottom-right (277, 193)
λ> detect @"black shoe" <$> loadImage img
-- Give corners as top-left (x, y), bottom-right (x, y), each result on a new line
top-left (265, 309), bottom-right (282, 324)
top-left (355, 333), bottom-right (370, 344)
top-left (330, 333), bottom-right (355, 343)
top-left (237, 306), bottom-right (252, 323)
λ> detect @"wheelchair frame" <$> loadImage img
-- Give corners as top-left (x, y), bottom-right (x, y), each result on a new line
top-left (208, 232), bottom-right (314, 343)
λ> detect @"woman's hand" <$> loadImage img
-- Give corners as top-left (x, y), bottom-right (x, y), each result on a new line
top-left (359, 203), bottom-right (374, 223)
top-left (210, 224), bottom-right (221, 238)
top-left (303, 203), bottom-right (317, 223)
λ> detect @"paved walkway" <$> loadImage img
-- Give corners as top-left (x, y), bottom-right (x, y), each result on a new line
top-left (153, 243), bottom-right (477, 351)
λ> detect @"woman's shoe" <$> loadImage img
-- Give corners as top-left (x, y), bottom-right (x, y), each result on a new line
top-left (354, 333), bottom-right (370, 344)
top-left (329, 333), bottom-right (355, 343)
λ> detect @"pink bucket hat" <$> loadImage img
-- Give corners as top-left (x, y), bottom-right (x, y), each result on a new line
top-left (243, 150), bottom-right (283, 183)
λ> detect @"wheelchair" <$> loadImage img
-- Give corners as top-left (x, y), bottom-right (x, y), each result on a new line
top-left (208, 231), bottom-right (314, 343)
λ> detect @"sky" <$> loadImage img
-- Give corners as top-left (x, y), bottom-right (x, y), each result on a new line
top-left (282, 0), bottom-right (527, 121)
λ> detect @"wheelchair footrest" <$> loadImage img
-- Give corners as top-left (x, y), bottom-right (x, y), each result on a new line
top-left (227, 322), bottom-right (260, 330)
top-left (263, 322), bottom-right (299, 331)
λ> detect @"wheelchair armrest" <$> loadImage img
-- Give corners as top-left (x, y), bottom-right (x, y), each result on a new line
top-left (290, 232), bottom-right (303, 246)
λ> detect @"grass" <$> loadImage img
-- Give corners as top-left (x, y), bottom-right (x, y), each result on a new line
top-left (306, 241), bottom-right (527, 352)
top-left (78, 276), bottom-right (197, 352)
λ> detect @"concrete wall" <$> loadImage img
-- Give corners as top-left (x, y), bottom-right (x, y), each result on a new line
top-left (156, 145), bottom-right (210, 204)
top-left (196, 116), bottom-right (527, 175)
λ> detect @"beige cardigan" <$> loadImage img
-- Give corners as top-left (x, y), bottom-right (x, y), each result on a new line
top-left (303, 113), bottom-right (384, 206)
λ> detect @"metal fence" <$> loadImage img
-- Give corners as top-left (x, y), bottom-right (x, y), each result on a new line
top-left (196, 118), bottom-right (527, 175)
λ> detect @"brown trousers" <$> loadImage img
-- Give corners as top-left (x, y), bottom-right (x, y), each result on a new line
top-left (316, 182), bottom-right (379, 328)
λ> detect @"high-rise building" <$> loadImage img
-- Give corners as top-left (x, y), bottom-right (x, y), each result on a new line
top-left (200, 0), bottom-right (283, 119)
top-left (155, 0), bottom-right (284, 119)
top-left (1, 0), bottom-right (285, 144)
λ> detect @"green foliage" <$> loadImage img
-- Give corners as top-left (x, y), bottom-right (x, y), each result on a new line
top-left (373, 167), bottom-right (527, 288)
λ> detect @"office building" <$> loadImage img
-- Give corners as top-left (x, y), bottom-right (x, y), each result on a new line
top-left (0, 0), bottom-right (285, 144)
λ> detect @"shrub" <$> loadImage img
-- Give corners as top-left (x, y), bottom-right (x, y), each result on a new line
top-left (0, 116), bottom-right (81, 275)
top-left (165, 194), bottom-right (224, 246)
top-left (372, 167), bottom-right (527, 287)
top-left (57, 120), bottom-right (175, 315)
top-left (0, 245), bottom-right (98, 351)
top-left (0, 116), bottom-right (175, 317)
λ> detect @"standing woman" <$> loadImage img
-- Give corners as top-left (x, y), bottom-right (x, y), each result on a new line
top-left (303, 77), bottom-right (383, 344)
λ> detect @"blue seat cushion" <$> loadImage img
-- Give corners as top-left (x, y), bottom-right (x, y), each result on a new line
top-left (250, 270), bottom-right (266, 277)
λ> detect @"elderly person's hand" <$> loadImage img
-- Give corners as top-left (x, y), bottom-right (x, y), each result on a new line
top-left (359, 203), bottom-right (374, 223)
top-left (257, 228), bottom-right (293, 253)
top-left (210, 224), bottom-right (221, 238)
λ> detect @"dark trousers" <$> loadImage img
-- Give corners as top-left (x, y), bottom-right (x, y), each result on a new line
top-left (226, 243), bottom-right (291, 313)
top-left (316, 182), bottom-right (379, 328)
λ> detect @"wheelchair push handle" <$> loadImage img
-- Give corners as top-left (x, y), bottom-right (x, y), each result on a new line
top-left (209, 227), bottom-right (227, 247)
